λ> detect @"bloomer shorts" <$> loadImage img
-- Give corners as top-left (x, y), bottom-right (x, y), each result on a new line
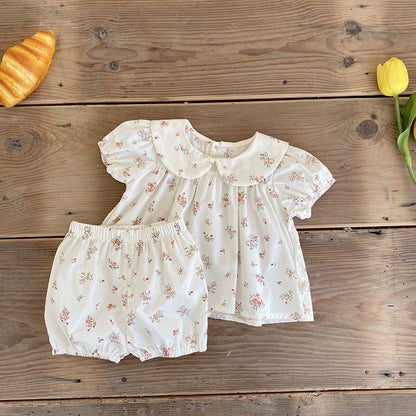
top-left (44, 219), bottom-right (208, 363)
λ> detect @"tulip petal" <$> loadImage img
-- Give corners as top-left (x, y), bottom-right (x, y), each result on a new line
top-left (385, 58), bottom-right (409, 95)
top-left (377, 63), bottom-right (394, 96)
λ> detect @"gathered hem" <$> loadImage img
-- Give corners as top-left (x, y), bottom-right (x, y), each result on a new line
top-left (51, 341), bottom-right (207, 363)
top-left (51, 345), bottom-right (126, 363)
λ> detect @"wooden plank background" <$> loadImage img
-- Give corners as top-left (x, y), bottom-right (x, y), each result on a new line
top-left (1, 0), bottom-right (416, 103)
top-left (1, 99), bottom-right (416, 237)
top-left (2, 390), bottom-right (416, 416)
top-left (1, 228), bottom-right (416, 401)
top-left (1, 0), bottom-right (416, 414)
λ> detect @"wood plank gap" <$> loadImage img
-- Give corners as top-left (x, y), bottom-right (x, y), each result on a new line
top-left (297, 224), bottom-right (416, 232)
top-left (0, 235), bottom-right (68, 241)
top-left (3, 387), bottom-right (416, 404)
top-left (9, 93), bottom-right (407, 108)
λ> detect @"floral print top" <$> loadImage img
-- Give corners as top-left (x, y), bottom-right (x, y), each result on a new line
top-left (98, 119), bottom-right (335, 326)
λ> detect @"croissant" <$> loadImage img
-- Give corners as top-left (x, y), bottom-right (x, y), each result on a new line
top-left (0, 30), bottom-right (56, 107)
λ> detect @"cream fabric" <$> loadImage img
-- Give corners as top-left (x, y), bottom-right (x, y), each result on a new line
top-left (99, 119), bottom-right (335, 326)
top-left (45, 219), bottom-right (208, 362)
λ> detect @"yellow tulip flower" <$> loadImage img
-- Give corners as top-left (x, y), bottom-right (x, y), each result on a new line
top-left (377, 58), bottom-right (416, 185)
top-left (377, 57), bottom-right (409, 96)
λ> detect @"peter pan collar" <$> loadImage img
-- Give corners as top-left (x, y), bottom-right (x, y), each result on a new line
top-left (151, 119), bottom-right (289, 186)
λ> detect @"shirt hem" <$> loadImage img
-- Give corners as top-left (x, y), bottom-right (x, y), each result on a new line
top-left (208, 311), bottom-right (314, 327)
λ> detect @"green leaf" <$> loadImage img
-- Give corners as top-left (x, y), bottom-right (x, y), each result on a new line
top-left (400, 91), bottom-right (416, 131)
top-left (398, 93), bottom-right (416, 157)
top-left (397, 128), bottom-right (416, 185)
top-left (398, 93), bottom-right (416, 185)
top-left (397, 128), bottom-right (411, 158)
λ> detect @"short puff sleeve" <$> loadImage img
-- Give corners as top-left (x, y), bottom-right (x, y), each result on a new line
top-left (272, 145), bottom-right (335, 220)
top-left (98, 119), bottom-right (157, 183)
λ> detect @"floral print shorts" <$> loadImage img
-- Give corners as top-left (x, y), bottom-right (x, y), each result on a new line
top-left (44, 219), bottom-right (208, 363)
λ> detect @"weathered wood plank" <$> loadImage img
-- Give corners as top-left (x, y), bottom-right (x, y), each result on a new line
top-left (1, 99), bottom-right (416, 237)
top-left (2, 390), bottom-right (416, 416)
top-left (0, 228), bottom-right (415, 400)
top-left (0, 0), bottom-right (415, 104)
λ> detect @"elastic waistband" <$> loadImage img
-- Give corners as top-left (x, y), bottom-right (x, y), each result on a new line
top-left (67, 219), bottom-right (186, 243)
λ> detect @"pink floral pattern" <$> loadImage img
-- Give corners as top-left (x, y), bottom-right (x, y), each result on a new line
top-left (184, 244), bottom-right (198, 257)
top-left (221, 174), bottom-right (237, 184)
top-left (82, 226), bottom-right (92, 240)
top-left (59, 307), bottom-right (70, 325)
top-left (259, 152), bottom-right (274, 167)
top-left (203, 231), bottom-right (214, 242)
top-left (86, 246), bottom-right (98, 259)
top-left (45, 217), bottom-right (208, 362)
top-left (110, 331), bottom-right (121, 343)
top-left (149, 310), bottom-right (164, 323)
top-left (249, 293), bottom-right (264, 310)
top-left (167, 177), bottom-right (176, 192)
top-left (286, 268), bottom-right (297, 279)
top-left (164, 284), bottom-right (176, 299)
top-left (245, 235), bottom-right (259, 250)
top-left (127, 313), bottom-right (135, 326)
top-left (207, 281), bottom-right (217, 294)
top-left (47, 118), bottom-right (335, 340)
top-left (145, 182), bottom-right (156, 194)
top-left (201, 254), bottom-right (212, 270)
top-left (79, 272), bottom-right (93, 284)
top-left (174, 144), bottom-right (190, 154)
top-left (85, 315), bottom-right (96, 331)
top-left (289, 171), bottom-right (305, 182)
top-left (225, 225), bottom-right (237, 239)
top-left (177, 192), bottom-right (187, 206)
top-left (280, 290), bottom-right (294, 304)
top-left (192, 201), bottom-right (200, 215)
top-left (222, 193), bottom-right (231, 208)
top-left (176, 305), bottom-right (190, 316)
top-left (136, 240), bottom-right (144, 256)
top-left (112, 237), bottom-right (124, 251)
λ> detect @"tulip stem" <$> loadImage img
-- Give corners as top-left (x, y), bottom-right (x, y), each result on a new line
top-left (394, 95), bottom-right (403, 134)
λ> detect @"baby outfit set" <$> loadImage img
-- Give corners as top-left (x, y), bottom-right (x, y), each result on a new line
top-left (44, 118), bottom-right (335, 363)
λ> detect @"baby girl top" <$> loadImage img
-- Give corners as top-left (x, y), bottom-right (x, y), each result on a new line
top-left (98, 119), bottom-right (335, 326)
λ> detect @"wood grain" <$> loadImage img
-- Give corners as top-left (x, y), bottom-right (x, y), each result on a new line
top-left (0, 228), bottom-right (415, 400)
top-left (2, 1), bottom-right (416, 412)
top-left (0, 0), bottom-right (416, 104)
top-left (2, 390), bottom-right (416, 416)
top-left (1, 99), bottom-right (416, 237)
